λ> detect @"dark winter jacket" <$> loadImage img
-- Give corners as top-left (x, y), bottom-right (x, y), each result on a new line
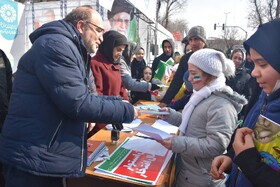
top-left (130, 78), bottom-right (152, 104)
top-left (151, 39), bottom-right (175, 77)
top-left (226, 66), bottom-right (251, 117)
top-left (0, 20), bottom-right (134, 178)
top-left (0, 49), bottom-right (12, 131)
top-left (161, 51), bottom-right (193, 104)
top-left (130, 88), bottom-right (151, 104)
top-left (167, 93), bottom-right (192, 111)
top-left (131, 58), bottom-right (146, 80)
top-left (229, 89), bottom-right (280, 187)
top-left (226, 66), bottom-right (251, 99)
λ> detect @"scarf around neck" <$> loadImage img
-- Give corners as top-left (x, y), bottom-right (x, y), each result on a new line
top-left (179, 75), bottom-right (227, 135)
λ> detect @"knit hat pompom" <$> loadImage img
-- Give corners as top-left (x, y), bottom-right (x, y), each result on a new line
top-left (216, 51), bottom-right (236, 77)
top-left (188, 48), bottom-right (235, 78)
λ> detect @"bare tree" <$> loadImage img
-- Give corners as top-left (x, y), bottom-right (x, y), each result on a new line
top-left (208, 28), bottom-right (244, 56)
top-left (223, 28), bottom-right (244, 56)
top-left (248, 0), bottom-right (280, 28)
top-left (155, 0), bottom-right (188, 39)
top-left (167, 19), bottom-right (188, 36)
top-left (276, 0), bottom-right (280, 18)
top-left (157, 0), bottom-right (188, 29)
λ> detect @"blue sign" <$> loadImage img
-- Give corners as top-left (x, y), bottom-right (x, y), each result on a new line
top-left (0, 0), bottom-right (18, 40)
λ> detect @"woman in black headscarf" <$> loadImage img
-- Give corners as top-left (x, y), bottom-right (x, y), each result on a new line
top-left (90, 30), bottom-right (129, 136)
top-left (131, 47), bottom-right (147, 80)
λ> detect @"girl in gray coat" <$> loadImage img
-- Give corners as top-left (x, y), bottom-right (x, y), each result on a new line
top-left (158, 49), bottom-right (247, 187)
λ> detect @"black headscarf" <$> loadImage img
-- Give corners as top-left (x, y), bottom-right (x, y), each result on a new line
top-left (98, 30), bottom-right (128, 63)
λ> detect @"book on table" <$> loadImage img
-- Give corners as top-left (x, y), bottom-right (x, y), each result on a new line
top-left (253, 115), bottom-right (280, 171)
top-left (94, 137), bottom-right (173, 185)
top-left (87, 140), bottom-right (106, 166)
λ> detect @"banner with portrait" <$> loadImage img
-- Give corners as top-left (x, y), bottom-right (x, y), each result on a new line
top-left (101, 0), bottom-right (139, 43)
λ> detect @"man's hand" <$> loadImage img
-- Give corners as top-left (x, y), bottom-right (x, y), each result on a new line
top-left (210, 155), bottom-right (232, 180)
top-left (233, 127), bottom-right (254, 156)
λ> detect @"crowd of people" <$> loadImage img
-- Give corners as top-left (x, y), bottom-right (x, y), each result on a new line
top-left (1, 3), bottom-right (280, 187)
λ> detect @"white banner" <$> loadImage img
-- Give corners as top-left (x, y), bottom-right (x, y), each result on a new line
top-left (0, 0), bottom-right (25, 72)
top-left (99, 0), bottom-right (114, 11)
top-left (127, 0), bottom-right (157, 22)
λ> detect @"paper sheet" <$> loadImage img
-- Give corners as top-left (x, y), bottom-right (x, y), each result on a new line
top-left (121, 136), bottom-right (168, 156)
top-left (132, 123), bottom-right (172, 140)
top-left (152, 119), bottom-right (178, 135)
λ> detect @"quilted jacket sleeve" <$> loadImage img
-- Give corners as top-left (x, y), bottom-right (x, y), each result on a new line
top-left (33, 36), bottom-right (134, 124)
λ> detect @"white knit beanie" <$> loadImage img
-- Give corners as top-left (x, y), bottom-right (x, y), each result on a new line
top-left (188, 48), bottom-right (235, 78)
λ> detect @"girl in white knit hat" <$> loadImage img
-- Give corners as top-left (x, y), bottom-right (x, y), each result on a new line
top-left (158, 48), bottom-right (247, 187)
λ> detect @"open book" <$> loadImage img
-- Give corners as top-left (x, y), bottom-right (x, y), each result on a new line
top-left (253, 115), bottom-right (280, 171)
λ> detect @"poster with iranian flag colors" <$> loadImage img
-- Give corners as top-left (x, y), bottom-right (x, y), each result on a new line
top-left (95, 137), bottom-right (173, 185)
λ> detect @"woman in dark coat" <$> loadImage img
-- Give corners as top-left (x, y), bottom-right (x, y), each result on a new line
top-left (226, 48), bottom-right (251, 119)
top-left (131, 47), bottom-right (146, 80)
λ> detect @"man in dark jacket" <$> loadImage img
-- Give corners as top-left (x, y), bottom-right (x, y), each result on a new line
top-left (151, 39), bottom-right (175, 77)
top-left (0, 6), bottom-right (138, 187)
top-left (159, 26), bottom-right (207, 107)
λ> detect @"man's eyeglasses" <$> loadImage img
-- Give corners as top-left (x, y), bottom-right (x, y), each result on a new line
top-left (86, 21), bottom-right (105, 34)
top-left (112, 18), bottom-right (130, 25)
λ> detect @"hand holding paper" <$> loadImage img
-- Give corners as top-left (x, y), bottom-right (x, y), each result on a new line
top-left (157, 136), bottom-right (173, 150)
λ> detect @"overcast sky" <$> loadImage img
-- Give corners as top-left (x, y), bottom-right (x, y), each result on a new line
top-left (179, 0), bottom-right (256, 39)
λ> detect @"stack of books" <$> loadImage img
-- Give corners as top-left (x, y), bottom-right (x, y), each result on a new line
top-left (87, 140), bottom-right (106, 166)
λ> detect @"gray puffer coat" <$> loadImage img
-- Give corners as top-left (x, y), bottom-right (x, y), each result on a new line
top-left (165, 86), bottom-right (247, 187)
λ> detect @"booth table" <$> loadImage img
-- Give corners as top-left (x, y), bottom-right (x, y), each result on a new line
top-left (67, 101), bottom-right (176, 187)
